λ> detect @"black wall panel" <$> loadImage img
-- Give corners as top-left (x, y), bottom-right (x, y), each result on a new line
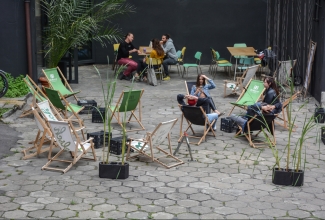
top-left (94, 0), bottom-right (267, 65)
top-left (0, 0), bottom-right (37, 79)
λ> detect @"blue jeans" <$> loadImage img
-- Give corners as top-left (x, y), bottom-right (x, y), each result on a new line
top-left (163, 58), bottom-right (177, 76)
top-left (207, 113), bottom-right (219, 130)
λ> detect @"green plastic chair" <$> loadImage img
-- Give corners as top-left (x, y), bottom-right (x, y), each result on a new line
top-left (212, 51), bottom-right (233, 79)
top-left (44, 87), bottom-right (84, 122)
top-left (235, 57), bottom-right (255, 80)
top-left (233, 43), bottom-right (248, 59)
top-left (110, 89), bottom-right (145, 132)
top-left (228, 79), bottom-right (266, 115)
top-left (42, 67), bottom-right (80, 101)
top-left (182, 51), bottom-right (202, 78)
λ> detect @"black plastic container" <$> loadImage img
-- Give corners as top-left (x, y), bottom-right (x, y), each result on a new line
top-left (314, 108), bottom-right (325, 123)
top-left (92, 108), bottom-right (105, 123)
top-left (77, 100), bottom-right (97, 114)
top-left (87, 130), bottom-right (112, 149)
top-left (220, 117), bottom-right (236, 133)
top-left (99, 162), bottom-right (129, 179)
top-left (321, 127), bottom-right (325, 145)
top-left (292, 170), bottom-right (304, 186)
top-left (110, 136), bottom-right (131, 155)
top-left (272, 168), bottom-right (293, 186)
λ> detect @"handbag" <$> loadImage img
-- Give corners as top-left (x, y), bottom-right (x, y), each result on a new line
top-left (147, 68), bottom-right (157, 86)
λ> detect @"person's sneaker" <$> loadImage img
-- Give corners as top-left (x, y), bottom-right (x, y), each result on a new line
top-left (163, 76), bottom-right (170, 81)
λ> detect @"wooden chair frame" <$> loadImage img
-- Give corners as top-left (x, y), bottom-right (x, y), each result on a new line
top-left (42, 120), bottom-right (96, 173)
top-left (223, 65), bottom-right (259, 98)
top-left (126, 118), bottom-right (184, 169)
top-left (22, 107), bottom-right (55, 159)
top-left (275, 92), bottom-right (300, 131)
top-left (110, 89), bottom-right (145, 132)
top-left (178, 105), bottom-right (216, 145)
top-left (235, 114), bottom-right (276, 148)
top-left (42, 67), bottom-right (79, 101)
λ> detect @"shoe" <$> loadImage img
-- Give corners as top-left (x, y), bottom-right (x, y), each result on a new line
top-left (163, 76), bottom-right (170, 81)
top-left (218, 112), bottom-right (225, 117)
top-left (124, 75), bottom-right (131, 81)
top-left (118, 72), bottom-right (124, 80)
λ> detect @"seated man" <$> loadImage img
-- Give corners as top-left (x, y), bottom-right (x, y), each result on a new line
top-left (229, 102), bottom-right (282, 131)
top-left (177, 94), bottom-right (219, 130)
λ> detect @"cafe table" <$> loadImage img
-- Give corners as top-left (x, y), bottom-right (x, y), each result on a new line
top-left (227, 47), bottom-right (256, 80)
top-left (138, 46), bottom-right (152, 56)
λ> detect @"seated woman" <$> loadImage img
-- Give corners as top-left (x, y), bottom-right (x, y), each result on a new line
top-left (134, 38), bottom-right (164, 82)
top-left (190, 74), bottom-right (221, 115)
top-left (229, 76), bottom-right (282, 130)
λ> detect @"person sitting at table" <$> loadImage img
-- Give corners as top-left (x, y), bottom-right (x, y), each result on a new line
top-left (229, 76), bottom-right (282, 130)
top-left (190, 74), bottom-right (221, 114)
top-left (117, 33), bottom-right (139, 81)
top-left (177, 95), bottom-right (219, 131)
top-left (160, 34), bottom-right (178, 81)
top-left (134, 38), bottom-right (165, 82)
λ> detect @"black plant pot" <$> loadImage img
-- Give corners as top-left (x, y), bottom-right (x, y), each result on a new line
top-left (99, 162), bottom-right (129, 179)
top-left (292, 169), bottom-right (304, 186)
top-left (272, 168), bottom-right (293, 186)
top-left (314, 108), bottom-right (325, 123)
top-left (321, 127), bottom-right (325, 145)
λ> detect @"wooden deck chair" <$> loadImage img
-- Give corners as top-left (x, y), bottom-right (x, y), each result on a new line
top-left (20, 75), bottom-right (48, 117)
top-left (110, 89), bottom-right (145, 132)
top-left (223, 65), bottom-right (259, 98)
top-left (274, 60), bottom-right (297, 87)
top-left (22, 107), bottom-right (54, 159)
top-left (42, 67), bottom-right (80, 101)
top-left (44, 87), bottom-right (84, 121)
top-left (36, 100), bottom-right (85, 139)
top-left (178, 105), bottom-right (216, 145)
top-left (275, 91), bottom-right (300, 131)
top-left (42, 120), bottom-right (96, 173)
top-left (228, 79), bottom-right (266, 116)
top-left (235, 113), bottom-right (276, 148)
top-left (126, 118), bottom-right (184, 169)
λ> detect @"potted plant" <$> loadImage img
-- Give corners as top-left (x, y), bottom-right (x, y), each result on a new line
top-left (268, 61), bottom-right (316, 186)
top-left (94, 59), bottom-right (144, 179)
top-left (41, 0), bottom-right (135, 68)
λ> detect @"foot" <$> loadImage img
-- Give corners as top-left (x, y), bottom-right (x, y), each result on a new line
top-left (143, 76), bottom-right (147, 82)
top-left (218, 112), bottom-right (225, 117)
top-left (163, 76), bottom-right (170, 81)
top-left (118, 72), bottom-right (124, 80)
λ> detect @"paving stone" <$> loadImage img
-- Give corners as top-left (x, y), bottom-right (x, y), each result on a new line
top-left (151, 212), bottom-right (175, 219)
top-left (262, 208), bottom-right (286, 217)
top-left (288, 209), bottom-right (312, 218)
top-left (65, 185), bottom-right (88, 192)
top-left (0, 202), bottom-right (19, 211)
top-left (6, 190), bottom-right (28, 197)
top-left (200, 213), bottom-right (224, 219)
top-left (28, 210), bottom-right (53, 218)
top-left (60, 197), bottom-right (83, 205)
top-left (189, 182), bottom-right (210, 188)
top-left (117, 204), bottom-right (138, 212)
top-left (225, 200), bottom-right (248, 208)
top-left (0, 196), bottom-right (11, 204)
top-left (177, 212), bottom-right (200, 219)
top-left (30, 190), bottom-right (51, 198)
top-left (177, 199), bottom-right (200, 207)
top-left (120, 192), bottom-right (143, 199)
top-left (96, 191), bottom-right (120, 199)
top-left (130, 198), bottom-right (153, 206)
top-left (127, 211), bottom-right (149, 219)
top-left (13, 196), bottom-right (36, 204)
top-left (140, 204), bottom-right (163, 212)
top-left (83, 197), bottom-right (106, 205)
top-left (165, 205), bottom-right (187, 214)
top-left (75, 191), bottom-right (97, 198)
top-left (133, 186), bottom-right (154, 193)
top-left (214, 206), bottom-right (237, 215)
top-left (3, 210), bottom-right (28, 219)
top-left (313, 211), bottom-right (325, 219)
top-left (298, 203), bottom-right (321, 212)
top-left (68, 203), bottom-right (92, 211)
top-left (45, 203), bottom-right (69, 211)
top-left (167, 193), bottom-right (187, 201)
top-left (238, 206), bottom-right (263, 215)
top-left (167, 181), bottom-right (188, 188)
top-left (226, 213), bottom-right (249, 219)
top-left (53, 210), bottom-right (76, 218)
top-left (78, 210), bottom-right (101, 218)
top-left (154, 199), bottom-right (176, 206)
top-left (156, 186), bottom-right (177, 194)
top-left (190, 206), bottom-right (213, 214)
top-left (143, 192), bottom-right (165, 200)
top-left (20, 203), bottom-right (45, 211)
top-left (102, 210), bottom-right (126, 219)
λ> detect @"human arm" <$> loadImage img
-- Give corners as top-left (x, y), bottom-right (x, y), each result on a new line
top-left (201, 75), bottom-right (216, 90)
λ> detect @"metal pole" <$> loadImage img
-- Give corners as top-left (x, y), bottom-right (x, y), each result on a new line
top-left (25, 0), bottom-right (33, 78)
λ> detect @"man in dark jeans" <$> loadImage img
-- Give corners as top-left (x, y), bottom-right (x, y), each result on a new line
top-left (160, 34), bottom-right (178, 81)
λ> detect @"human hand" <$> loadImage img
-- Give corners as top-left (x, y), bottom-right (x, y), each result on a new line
top-left (160, 41), bottom-right (163, 45)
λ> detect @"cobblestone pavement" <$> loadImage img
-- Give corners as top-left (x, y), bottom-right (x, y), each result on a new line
top-left (1, 65), bottom-right (324, 219)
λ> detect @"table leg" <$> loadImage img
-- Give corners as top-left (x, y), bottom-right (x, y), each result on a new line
top-left (234, 58), bottom-right (238, 81)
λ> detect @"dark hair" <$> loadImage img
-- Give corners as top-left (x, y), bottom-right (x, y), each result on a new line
top-left (152, 38), bottom-right (164, 57)
top-left (163, 34), bottom-right (171, 39)
top-left (196, 74), bottom-right (206, 87)
top-left (264, 77), bottom-right (279, 96)
top-left (124, 33), bottom-right (133, 39)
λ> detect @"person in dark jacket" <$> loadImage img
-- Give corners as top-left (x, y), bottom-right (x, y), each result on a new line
top-left (117, 33), bottom-right (139, 80)
top-left (229, 76), bottom-right (282, 129)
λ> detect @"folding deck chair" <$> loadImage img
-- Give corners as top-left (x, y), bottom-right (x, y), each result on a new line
top-left (42, 67), bottom-right (80, 101)
top-left (235, 113), bottom-right (276, 148)
top-left (228, 79), bottom-right (265, 116)
top-left (178, 105), bottom-right (216, 145)
top-left (275, 92), bottom-right (300, 131)
top-left (36, 100), bottom-right (85, 139)
top-left (110, 89), bottom-right (145, 132)
top-left (42, 120), bottom-right (96, 173)
top-left (20, 75), bottom-right (48, 117)
top-left (22, 107), bottom-right (54, 159)
top-left (44, 87), bottom-right (84, 122)
top-left (274, 60), bottom-right (297, 87)
top-left (127, 118), bottom-right (184, 168)
top-left (223, 65), bottom-right (259, 97)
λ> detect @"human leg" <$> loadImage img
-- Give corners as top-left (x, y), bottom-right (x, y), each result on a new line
top-left (163, 58), bottom-right (177, 79)
top-left (177, 94), bottom-right (186, 105)
top-left (118, 58), bottom-right (138, 77)
top-left (206, 113), bottom-right (219, 130)
top-left (229, 114), bottom-right (247, 130)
